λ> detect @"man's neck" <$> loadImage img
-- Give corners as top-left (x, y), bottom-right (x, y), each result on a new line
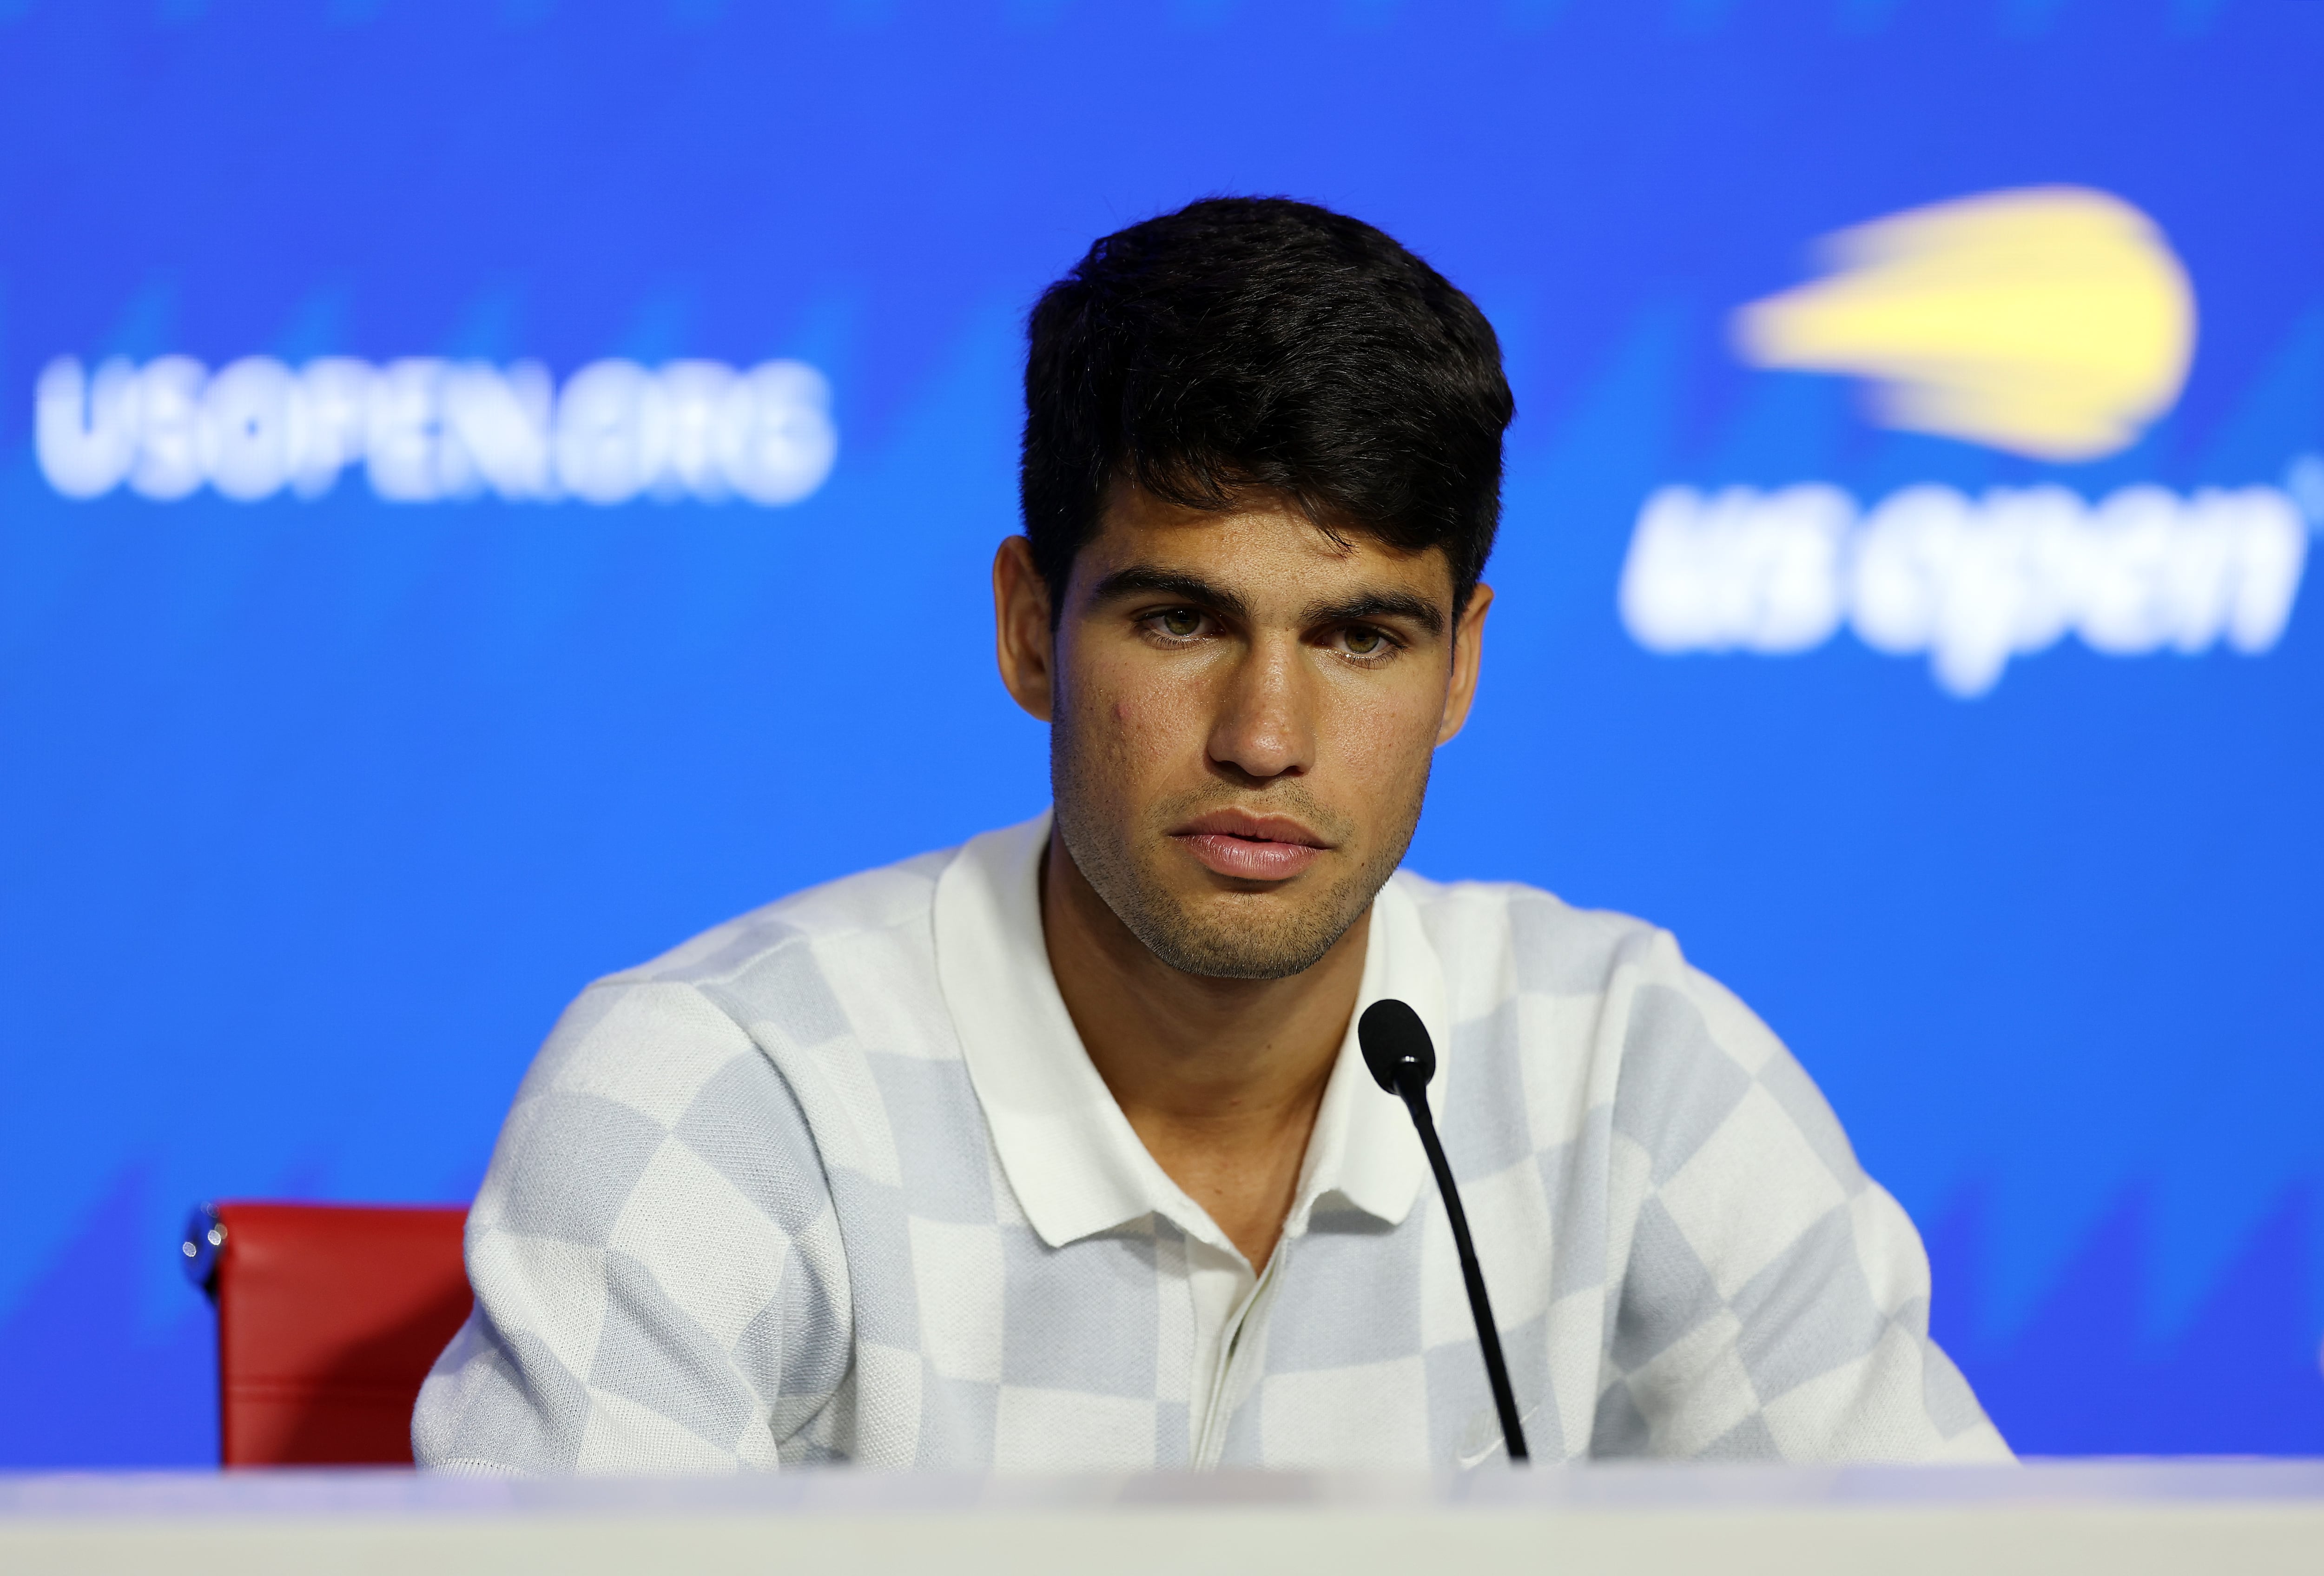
top-left (1039, 830), bottom-right (1369, 1270)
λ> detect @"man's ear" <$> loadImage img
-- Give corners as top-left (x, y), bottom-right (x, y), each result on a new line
top-left (993, 536), bottom-right (1056, 722)
top-left (1435, 582), bottom-right (1492, 746)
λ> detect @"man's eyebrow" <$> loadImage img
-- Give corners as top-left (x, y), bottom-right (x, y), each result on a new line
top-left (1088, 566), bottom-right (1252, 622)
top-left (1303, 589), bottom-right (1446, 638)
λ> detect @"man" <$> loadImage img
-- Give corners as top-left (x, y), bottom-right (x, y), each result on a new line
top-left (415, 198), bottom-right (2008, 1471)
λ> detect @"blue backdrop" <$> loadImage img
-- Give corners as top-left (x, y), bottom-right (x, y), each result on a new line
top-left (2, 0), bottom-right (2319, 1466)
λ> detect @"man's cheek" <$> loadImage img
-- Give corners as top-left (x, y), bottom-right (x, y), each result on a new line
top-left (1067, 682), bottom-right (1167, 795)
top-left (1098, 670), bottom-right (1205, 760)
top-left (1326, 688), bottom-right (1437, 774)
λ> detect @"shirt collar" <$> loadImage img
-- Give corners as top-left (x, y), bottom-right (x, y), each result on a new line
top-left (933, 811), bottom-right (1449, 1256)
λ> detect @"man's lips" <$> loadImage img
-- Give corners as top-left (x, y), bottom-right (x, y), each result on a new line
top-left (1167, 810), bottom-right (1332, 882)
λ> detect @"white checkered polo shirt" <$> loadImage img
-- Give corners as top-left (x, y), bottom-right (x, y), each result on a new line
top-left (414, 813), bottom-right (2009, 1472)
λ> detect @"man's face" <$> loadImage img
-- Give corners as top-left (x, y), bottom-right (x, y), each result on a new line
top-left (998, 484), bottom-right (1490, 980)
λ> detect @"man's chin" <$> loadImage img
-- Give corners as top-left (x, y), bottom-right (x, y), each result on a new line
top-left (1124, 882), bottom-right (1363, 982)
top-left (1139, 930), bottom-right (1339, 982)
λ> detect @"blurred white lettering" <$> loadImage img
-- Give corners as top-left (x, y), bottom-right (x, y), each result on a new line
top-left (34, 358), bottom-right (140, 498)
top-left (33, 354), bottom-right (837, 509)
top-left (1620, 474), bottom-right (2313, 696)
top-left (359, 358), bottom-right (443, 502)
top-left (130, 356), bottom-right (208, 501)
top-left (1620, 483), bottom-right (1852, 656)
top-left (554, 358), bottom-right (660, 505)
top-left (720, 360), bottom-right (840, 506)
top-left (199, 357), bottom-right (300, 501)
top-left (294, 358), bottom-right (376, 498)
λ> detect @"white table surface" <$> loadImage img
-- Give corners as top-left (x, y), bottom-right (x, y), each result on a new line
top-left (4, 1459), bottom-right (2320, 1575)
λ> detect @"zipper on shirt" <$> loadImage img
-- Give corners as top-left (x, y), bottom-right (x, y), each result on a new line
top-left (1192, 1246), bottom-right (1282, 1469)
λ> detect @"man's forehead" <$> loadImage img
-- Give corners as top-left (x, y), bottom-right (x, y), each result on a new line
top-left (1082, 488), bottom-right (1454, 604)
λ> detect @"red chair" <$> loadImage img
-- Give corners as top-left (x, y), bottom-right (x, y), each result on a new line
top-left (183, 1201), bottom-right (472, 1466)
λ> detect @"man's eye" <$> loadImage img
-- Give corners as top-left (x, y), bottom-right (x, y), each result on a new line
top-left (1343, 626), bottom-right (1386, 656)
top-left (1156, 609), bottom-right (1203, 638)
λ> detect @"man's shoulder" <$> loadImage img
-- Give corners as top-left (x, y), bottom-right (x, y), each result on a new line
top-left (607, 844), bottom-right (956, 993)
top-left (517, 843), bottom-right (962, 1115)
top-left (525, 846), bottom-right (953, 1093)
top-left (1394, 870), bottom-right (1822, 1165)
top-left (1392, 867), bottom-right (1674, 1003)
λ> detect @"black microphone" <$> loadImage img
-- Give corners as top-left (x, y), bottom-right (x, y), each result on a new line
top-left (1359, 997), bottom-right (1529, 1465)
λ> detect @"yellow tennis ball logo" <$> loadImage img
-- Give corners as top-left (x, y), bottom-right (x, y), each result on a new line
top-left (1732, 186), bottom-right (2196, 462)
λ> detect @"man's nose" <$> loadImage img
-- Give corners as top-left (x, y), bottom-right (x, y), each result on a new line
top-left (1205, 637), bottom-right (1314, 781)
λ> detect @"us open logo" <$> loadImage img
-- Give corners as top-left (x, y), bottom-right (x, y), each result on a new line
top-left (1620, 477), bottom-right (2312, 698)
top-left (1620, 186), bottom-right (2315, 696)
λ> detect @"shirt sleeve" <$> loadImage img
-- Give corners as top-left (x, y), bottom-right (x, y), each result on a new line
top-left (1589, 937), bottom-right (2012, 1462)
top-left (412, 979), bottom-right (853, 1474)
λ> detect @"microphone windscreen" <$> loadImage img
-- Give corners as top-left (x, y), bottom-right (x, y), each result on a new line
top-left (1358, 997), bottom-right (1436, 1093)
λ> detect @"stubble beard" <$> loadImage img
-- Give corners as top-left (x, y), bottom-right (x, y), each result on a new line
top-left (1050, 736), bottom-right (1429, 982)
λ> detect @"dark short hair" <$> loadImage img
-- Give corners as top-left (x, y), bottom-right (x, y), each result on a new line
top-left (1020, 196), bottom-right (1512, 621)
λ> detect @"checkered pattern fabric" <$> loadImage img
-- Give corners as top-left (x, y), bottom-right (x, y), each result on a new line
top-left (414, 818), bottom-right (2007, 1472)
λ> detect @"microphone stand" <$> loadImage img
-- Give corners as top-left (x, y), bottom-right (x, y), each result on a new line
top-left (1360, 998), bottom-right (1529, 1464)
